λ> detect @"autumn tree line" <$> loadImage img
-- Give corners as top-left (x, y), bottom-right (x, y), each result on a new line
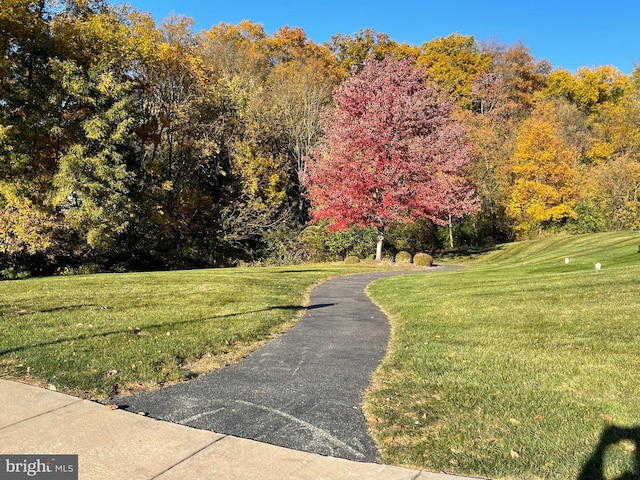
top-left (2, 0), bottom-right (639, 276)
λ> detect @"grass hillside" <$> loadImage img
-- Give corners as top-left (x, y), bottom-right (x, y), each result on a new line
top-left (365, 232), bottom-right (640, 479)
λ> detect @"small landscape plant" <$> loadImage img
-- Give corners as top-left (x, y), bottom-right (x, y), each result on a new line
top-left (394, 251), bottom-right (412, 264)
top-left (413, 252), bottom-right (433, 266)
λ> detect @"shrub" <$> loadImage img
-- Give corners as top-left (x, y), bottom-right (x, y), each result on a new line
top-left (1, 267), bottom-right (30, 280)
top-left (78, 264), bottom-right (100, 275)
top-left (395, 251), bottom-right (412, 264)
top-left (298, 224), bottom-right (377, 261)
top-left (262, 225), bottom-right (310, 265)
top-left (385, 220), bottom-right (441, 253)
top-left (564, 202), bottom-right (606, 234)
top-left (344, 255), bottom-right (361, 264)
top-left (413, 253), bottom-right (433, 267)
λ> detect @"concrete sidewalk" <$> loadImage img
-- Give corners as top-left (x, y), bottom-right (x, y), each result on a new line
top-left (0, 379), bottom-right (484, 480)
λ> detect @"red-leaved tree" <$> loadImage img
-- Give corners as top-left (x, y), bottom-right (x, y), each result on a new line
top-left (302, 57), bottom-right (477, 260)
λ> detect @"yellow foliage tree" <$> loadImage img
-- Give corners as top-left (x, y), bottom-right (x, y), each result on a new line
top-left (417, 33), bottom-right (491, 109)
top-left (506, 101), bottom-right (581, 236)
top-left (0, 184), bottom-right (56, 257)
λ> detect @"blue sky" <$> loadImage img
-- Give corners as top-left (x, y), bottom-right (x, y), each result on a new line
top-left (112, 0), bottom-right (639, 74)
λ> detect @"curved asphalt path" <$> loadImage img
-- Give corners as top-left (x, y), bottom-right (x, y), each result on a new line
top-left (116, 266), bottom-right (461, 463)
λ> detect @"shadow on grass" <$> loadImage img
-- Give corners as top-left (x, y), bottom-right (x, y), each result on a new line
top-left (578, 425), bottom-right (640, 479)
top-left (277, 269), bottom-right (325, 274)
top-left (0, 303), bottom-right (336, 356)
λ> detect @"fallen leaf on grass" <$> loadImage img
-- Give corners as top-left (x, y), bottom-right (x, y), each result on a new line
top-left (510, 449), bottom-right (520, 459)
top-left (384, 437), bottom-right (394, 445)
top-left (368, 418), bottom-right (379, 427)
top-left (509, 418), bottom-right (521, 426)
top-left (534, 414), bottom-right (544, 420)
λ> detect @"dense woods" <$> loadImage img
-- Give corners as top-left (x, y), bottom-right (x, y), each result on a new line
top-left (2, 0), bottom-right (639, 275)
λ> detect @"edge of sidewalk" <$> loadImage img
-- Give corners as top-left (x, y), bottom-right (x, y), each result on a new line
top-left (0, 379), bottom-right (486, 480)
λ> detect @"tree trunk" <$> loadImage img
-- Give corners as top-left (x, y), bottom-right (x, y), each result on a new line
top-left (448, 214), bottom-right (454, 249)
top-left (376, 226), bottom-right (384, 262)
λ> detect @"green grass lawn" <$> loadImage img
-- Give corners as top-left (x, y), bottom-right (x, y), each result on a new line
top-left (0, 263), bottom-right (389, 400)
top-left (2, 233), bottom-right (638, 478)
top-left (365, 232), bottom-right (640, 479)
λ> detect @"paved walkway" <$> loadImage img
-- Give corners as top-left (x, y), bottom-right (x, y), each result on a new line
top-left (115, 271), bottom-right (417, 462)
top-left (1, 266), bottom-right (483, 479)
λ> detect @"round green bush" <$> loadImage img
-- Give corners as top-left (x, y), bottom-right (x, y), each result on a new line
top-left (413, 253), bottom-right (433, 267)
top-left (344, 255), bottom-right (361, 264)
top-left (394, 251), bottom-right (413, 264)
